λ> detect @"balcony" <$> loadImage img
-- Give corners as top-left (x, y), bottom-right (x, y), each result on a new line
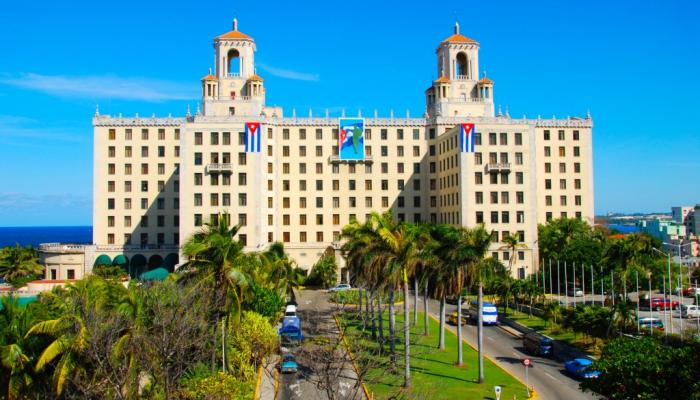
top-left (485, 163), bottom-right (511, 173)
top-left (206, 163), bottom-right (233, 174)
top-left (329, 155), bottom-right (374, 163)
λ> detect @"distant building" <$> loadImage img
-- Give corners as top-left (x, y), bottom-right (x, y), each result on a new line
top-left (672, 205), bottom-right (695, 235)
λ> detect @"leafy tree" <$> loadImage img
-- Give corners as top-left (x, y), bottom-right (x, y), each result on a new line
top-left (26, 277), bottom-right (110, 395)
top-left (307, 254), bottom-right (338, 289)
top-left (581, 337), bottom-right (700, 400)
top-left (0, 245), bottom-right (43, 287)
top-left (93, 264), bottom-right (128, 279)
top-left (227, 311), bottom-right (277, 379)
top-left (244, 282), bottom-right (284, 320)
top-left (0, 296), bottom-right (40, 400)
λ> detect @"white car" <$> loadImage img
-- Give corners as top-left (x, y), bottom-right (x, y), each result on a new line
top-left (327, 283), bottom-right (352, 293)
top-left (681, 304), bottom-right (700, 319)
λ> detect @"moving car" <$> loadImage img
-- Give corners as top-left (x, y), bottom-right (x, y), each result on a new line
top-left (327, 283), bottom-right (352, 293)
top-left (638, 317), bottom-right (664, 332)
top-left (468, 301), bottom-right (499, 325)
top-left (639, 297), bottom-right (679, 311)
top-left (523, 331), bottom-right (553, 357)
top-left (284, 305), bottom-right (297, 318)
top-left (564, 358), bottom-right (600, 379)
top-left (681, 304), bottom-right (700, 319)
top-left (279, 316), bottom-right (304, 344)
top-left (447, 311), bottom-right (465, 326)
top-left (280, 354), bottom-right (298, 373)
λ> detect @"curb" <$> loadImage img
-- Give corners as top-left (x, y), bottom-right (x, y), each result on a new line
top-left (428, 313), bottom-right (534, 398)
top-left (253, 358), bottom-right (264, 399)
top-left (334, 314), bottom-right (373, 400)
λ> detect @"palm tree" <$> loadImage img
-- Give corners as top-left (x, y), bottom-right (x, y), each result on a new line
top-left (500, 233), bottom-right (526, 275)
top-left (0, 296), bottom-right (35, 400)
top-left (0, 245), bottom-right (43, 286)
top-left (114, 284), bottom-right (146, 397)
top-left (462, 225), bottom-right (493, 384)
top-left (181, 212), bottom-right (253, 370)
top-left (26, 277), bottom-right (108, 395)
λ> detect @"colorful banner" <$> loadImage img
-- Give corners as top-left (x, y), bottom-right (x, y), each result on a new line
top-left (460, 123), bottom-right (475, 153)
top-left (339, 118), bottom-right (365, 160)
top-left (244, 122), bottom-right (261, 153)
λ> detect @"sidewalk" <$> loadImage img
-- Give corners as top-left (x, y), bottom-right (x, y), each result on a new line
top-left (258, 356), bottom-right (278, 400)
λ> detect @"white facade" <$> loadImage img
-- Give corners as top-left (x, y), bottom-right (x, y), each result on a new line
top-left (91, 21), bottom-right (594, 278)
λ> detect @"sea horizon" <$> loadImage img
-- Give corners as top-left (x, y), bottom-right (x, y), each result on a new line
top-left (0, 226), bottom-right (93, 248)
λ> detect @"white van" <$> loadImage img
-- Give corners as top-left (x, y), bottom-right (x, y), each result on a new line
top-left (284, 305), bottom-right (297, 318)
top-left (681, 304), bottom-right (700, 319)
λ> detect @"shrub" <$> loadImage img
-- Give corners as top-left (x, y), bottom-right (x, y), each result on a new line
top-left (306, 255), bottom-right (337, 289)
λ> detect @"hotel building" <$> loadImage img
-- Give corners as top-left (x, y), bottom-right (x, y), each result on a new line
top-left (89, 20), bottom-right (594, 278)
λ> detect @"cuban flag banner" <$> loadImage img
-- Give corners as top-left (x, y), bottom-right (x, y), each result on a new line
top-left (244, 122), bottom-right (261, 153)
top-left (460, 123), bottom-right (475, 153)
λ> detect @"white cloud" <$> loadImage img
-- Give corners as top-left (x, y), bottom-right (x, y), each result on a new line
top-left (258, 63), bottom-right (320, 82)
top-left (0, 73), bottom-right (196, 102)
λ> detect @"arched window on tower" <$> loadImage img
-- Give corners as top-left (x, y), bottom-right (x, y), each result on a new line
top-left (456, 52), bottom-right (468, 79)
top-left (227, 49), bottom-right (240, 77)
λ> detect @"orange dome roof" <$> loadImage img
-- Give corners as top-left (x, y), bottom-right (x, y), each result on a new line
top-left (441, 23), bottom-right (478, 45)
top-left (478, 75), bottom-right (493, 85)
top-left (442, 33), bottom-right (478, 44)
top-left (248, 74), bottom-right (263, 82)
top-left (216, 19), bottom-right (253, 41)
top-left (201, 73), bottom-right (218, 81)
top-left (435, 76), bottom-right (450, 83)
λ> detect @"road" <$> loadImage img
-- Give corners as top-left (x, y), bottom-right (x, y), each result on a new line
top-left (413, 295), bottom-right (599, 400)
top-left (277, 290), bottom-right (365, 400)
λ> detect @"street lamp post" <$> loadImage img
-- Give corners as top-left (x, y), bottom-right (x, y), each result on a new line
top-left (652, 247), bottom-right (673, 335)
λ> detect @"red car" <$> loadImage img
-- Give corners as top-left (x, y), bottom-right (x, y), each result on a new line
top-left (640, 297), bottom-right (679, 311)
top-left (683, 287), bottom-right (700, 297)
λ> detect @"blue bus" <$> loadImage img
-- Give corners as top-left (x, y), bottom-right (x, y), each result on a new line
top-left (279, 316), bottom-right (304, 344)
top-left (468, 301), bottom-right (499, 325)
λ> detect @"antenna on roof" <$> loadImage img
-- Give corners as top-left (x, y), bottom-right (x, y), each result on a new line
top-left (233, 18), bottom-right (238, 31)
top-left (454, 13), bottom-right (460, 35)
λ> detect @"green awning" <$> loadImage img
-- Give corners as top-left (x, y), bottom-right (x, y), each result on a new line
top-left (112, 254), bottom-right (129, 266)
top-left (139, 267), bottom-right (169, 281)
top-left (94, 254), bottom-right (112, 267)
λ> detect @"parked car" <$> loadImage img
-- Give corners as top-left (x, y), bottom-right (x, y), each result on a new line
top-left (681, 304), bottom-right (700, 319)
top-left (523, 331), bottom-right (553, 357)
top-left (639, 297), bottom-right (679, 311)
top-left (638, 317), bottom-right (664, 332)
top-left (564, 358), bottom-right (600, 379)
top-left (446, 295), bottom-right (469, 306)
top-left (447, 311), bottom-right (465, 326)
top-left (327, 283), bottom-right (352, 293)
top-left (683, 287), bottom-right (700, 297)
top-left (280, 354), bottom-right (298, 373)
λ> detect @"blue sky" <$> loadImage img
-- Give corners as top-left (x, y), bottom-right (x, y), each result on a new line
top-left (0, 0), bottom-right (697, 226)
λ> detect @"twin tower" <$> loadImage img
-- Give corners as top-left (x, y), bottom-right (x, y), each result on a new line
top-left (199, 19), bottom-right (495, 119)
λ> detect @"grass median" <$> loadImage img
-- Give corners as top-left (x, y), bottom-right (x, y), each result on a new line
top-left (338, 310), bottom-right (528, 399)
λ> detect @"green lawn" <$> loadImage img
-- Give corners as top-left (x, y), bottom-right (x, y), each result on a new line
top-left (338, 310), bottom-right (528, 399)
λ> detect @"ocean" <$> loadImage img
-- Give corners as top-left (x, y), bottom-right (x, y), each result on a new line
top-left (0, 226), bottom-right (93, 248)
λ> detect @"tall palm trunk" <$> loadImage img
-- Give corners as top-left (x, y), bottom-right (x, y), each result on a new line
top-left (365, 289), bottom-right (371, 330)
top-left (478, 283), bottom-right (484, 383)
top-left (413, 278), bottom-right (418, 326)
top-left (377, 292), bottom-right (385, 353)
top-left (389, 289), bottom-right (396, 368)
top-left (358, 287), bottom-right (363, 321)
top-left (369, 293), bottom-right (377, 340)
top-left (438, 296), bottom-right (446, 349)
top-left (403, 280), bottom-right (411, 387)
top-left (222, 315), bottom-right (228, 371)
top-left (423, 282), bottom-right (429, 336)
top-left (457, 295), bottom-right (463, 365)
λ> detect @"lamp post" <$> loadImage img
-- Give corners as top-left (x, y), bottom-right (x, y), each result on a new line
top-left (664, 240), bottom-right (693, 337)
top-left (652, 247), bottom-right (672, 335)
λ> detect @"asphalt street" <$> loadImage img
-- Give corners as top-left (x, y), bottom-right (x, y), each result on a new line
top-left (277, 290), bottom-right (365, 400)
top-left (412, 295), bottom-right (600, 400)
